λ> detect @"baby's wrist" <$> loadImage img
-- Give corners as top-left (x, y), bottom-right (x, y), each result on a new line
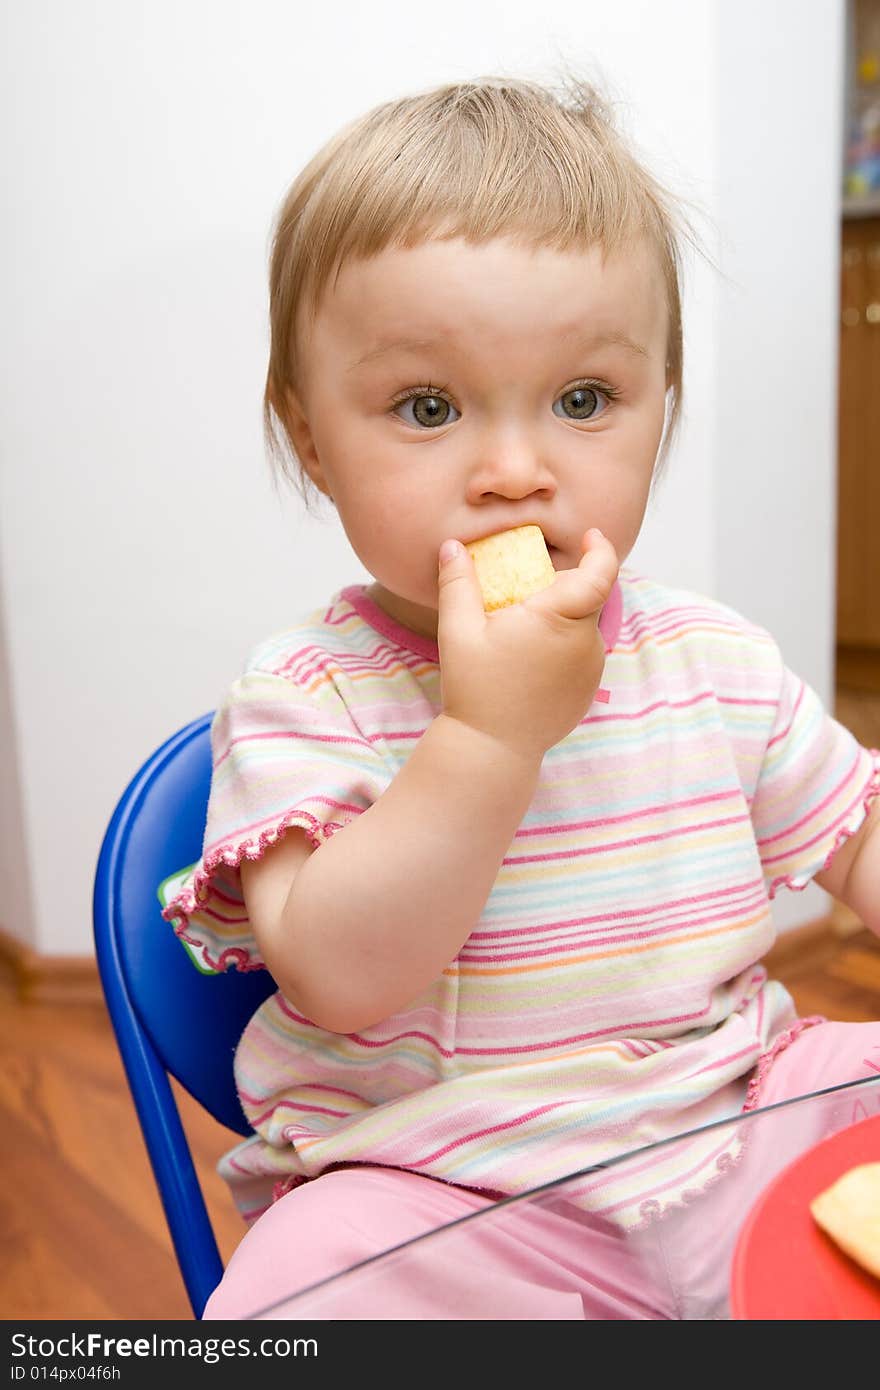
top-left (432, 711), bottom-right (546, 778)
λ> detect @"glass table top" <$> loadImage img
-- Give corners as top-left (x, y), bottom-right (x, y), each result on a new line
top-left (247, 1075), bottom-right (880, 1321)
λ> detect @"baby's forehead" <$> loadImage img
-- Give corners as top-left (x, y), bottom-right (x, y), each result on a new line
top-left (310, 236), bottom-right (669, 352)
top-left (325, 231), bottom-right (663, 304)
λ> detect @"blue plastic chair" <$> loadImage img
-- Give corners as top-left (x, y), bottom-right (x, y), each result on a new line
top-left (93, 713), bottom-right (276, 1317)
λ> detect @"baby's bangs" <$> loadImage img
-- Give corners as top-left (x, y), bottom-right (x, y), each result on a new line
top-left (303, 81), bottom-right (674, 307)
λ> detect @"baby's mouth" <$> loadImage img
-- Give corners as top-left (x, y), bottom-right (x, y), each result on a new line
top-left (546, 543), bottom-right (566, 570)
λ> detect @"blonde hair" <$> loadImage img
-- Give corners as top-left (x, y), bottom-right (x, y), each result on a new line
top-left (264, 76), bottom-right (690, 499)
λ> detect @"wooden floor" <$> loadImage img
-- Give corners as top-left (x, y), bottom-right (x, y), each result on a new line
top-left (3, 687), bottom-right (880, 1322)
top-left (0, 965), bottom-right (245, 1321)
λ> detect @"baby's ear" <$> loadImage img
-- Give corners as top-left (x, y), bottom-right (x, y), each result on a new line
top-left (283, 389), bottom-right (334, 500)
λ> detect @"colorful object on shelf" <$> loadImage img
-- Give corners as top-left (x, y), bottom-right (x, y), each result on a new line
top-left (845, 49), bottom-right (880, 196)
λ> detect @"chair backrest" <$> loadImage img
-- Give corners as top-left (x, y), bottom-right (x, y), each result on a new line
top-left (93, 713), bottom-right (276, 1316)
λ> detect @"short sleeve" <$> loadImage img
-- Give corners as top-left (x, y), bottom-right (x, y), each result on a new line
top-left (750, 664), bottom-right (880, 896)
top-left (162, 666), bottom-right (391, 972)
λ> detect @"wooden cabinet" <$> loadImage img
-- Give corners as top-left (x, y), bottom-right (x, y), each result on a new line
top-left (836, 214), bottom-right (880, 688)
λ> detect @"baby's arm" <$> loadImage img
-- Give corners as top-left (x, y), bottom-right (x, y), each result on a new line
top-left (240, 529), bottom-right (618, 1034)
top-left (815, 795), bottom-right (880, 937)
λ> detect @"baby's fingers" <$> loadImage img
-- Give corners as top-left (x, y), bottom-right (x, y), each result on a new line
top-left (543, 529), bottom-right (619, 621)
top-left (437, 539), bottom-right (486, 640)
top-left (578, 528), bottom-right (619, 587)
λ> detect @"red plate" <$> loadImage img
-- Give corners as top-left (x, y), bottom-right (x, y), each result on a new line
top-left (730, 1113), bottom-right (880, 1319)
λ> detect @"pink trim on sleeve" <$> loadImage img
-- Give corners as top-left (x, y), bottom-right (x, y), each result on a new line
top-left (161, 806), bottom-right (360, 973)
top-left (766, 747), bottom-right (880, 898)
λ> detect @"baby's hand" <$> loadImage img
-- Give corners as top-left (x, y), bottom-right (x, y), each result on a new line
top-left (436, 528), bottom-right (618, 762)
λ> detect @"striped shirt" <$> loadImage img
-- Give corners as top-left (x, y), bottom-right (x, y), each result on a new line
top-left (163, 571), bottom-right (880, 1228)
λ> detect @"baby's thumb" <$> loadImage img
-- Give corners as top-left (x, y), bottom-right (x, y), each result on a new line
top-left (437, 539), bottom-right (483, 634)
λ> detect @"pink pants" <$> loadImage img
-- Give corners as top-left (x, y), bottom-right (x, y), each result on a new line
top-left (204, 1021), bottom-right (880, 1321)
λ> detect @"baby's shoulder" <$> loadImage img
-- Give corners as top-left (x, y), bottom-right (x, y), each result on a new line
top-left (618, 570), bottom-right (782, 671)
top-left (212, 591), bottom-right (379, 732)
top-left (241, 589), bottom-right (370, 683)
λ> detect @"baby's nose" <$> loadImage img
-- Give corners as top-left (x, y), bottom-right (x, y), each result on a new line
top-left (465, 436), bottom-right (556, 502)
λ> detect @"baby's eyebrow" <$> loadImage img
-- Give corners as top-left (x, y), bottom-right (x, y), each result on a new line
top-left (347, 329), bottom-right (650, 372)
top-left (564, 330), bottom-right (650, 359)
top-left (347, 338), bottom-right (443, 371)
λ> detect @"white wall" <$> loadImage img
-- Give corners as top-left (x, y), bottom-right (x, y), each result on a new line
top-left (711, 0), bottom-right (844, 928)
top-left (0, 0), bottom-right (844, 955)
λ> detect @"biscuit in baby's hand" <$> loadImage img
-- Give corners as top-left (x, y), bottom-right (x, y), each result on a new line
top-left (465, 525), bottom-right (556, 612)
top-left (810, 1162), bottom-right (880, 1279)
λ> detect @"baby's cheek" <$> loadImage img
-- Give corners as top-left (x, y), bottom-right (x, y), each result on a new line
top-left (601, 485), bottom-right (653, 562)
top-left (366, 506), bottom-right (436, 579)
top-left (357, 523), bottom-right (438, 600)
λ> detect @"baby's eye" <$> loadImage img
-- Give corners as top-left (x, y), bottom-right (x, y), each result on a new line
top-left (553, 385), bottom-right (611, 421)
top-left (394, 393), bottom-right (460, 429)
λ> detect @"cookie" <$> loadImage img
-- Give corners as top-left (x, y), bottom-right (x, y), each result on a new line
top-left (465, 525), bottom-right (556, 612)
top-left (810, 1162), bottom-right (880, 1278)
